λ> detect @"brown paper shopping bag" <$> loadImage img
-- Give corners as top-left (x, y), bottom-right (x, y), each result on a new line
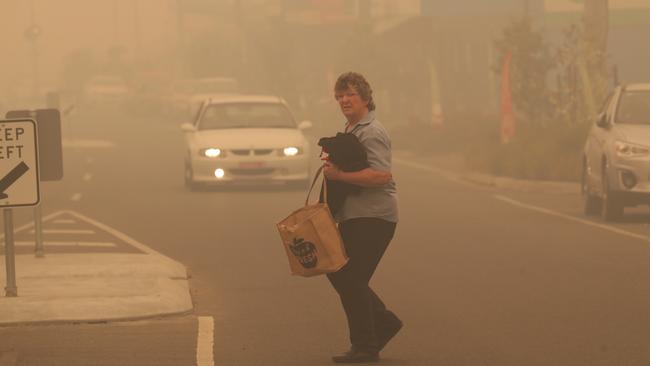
top-left (276, 166), bottom-right (348, 277)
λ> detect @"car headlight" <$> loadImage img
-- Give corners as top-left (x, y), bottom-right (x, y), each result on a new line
top-left (615, 141), bottom-right (650, 158)
top-left (200, 148), bottom-right (224, 158)
top-left (282, 147), bottom-right (302, 157)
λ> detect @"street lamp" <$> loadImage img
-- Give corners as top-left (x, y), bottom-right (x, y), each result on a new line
top-left (23, 24), bottom-right (42, 41)
top-left (24, 0), bottom-right (42, 100)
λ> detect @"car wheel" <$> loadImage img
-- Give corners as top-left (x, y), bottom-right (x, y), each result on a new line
top-left (582, 164), bottom-right (601, 216)
top-left (601, 167), bottom-right (623, 221)
top-left (184, 162), bottom-right (200, 191)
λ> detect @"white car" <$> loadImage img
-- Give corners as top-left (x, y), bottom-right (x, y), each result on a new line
top-left (582, 83), bottom-right (650, 220)
top-left (181, 95), bottom-right (312, 189)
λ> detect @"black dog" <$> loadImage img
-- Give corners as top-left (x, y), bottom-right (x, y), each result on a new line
top-left (317, 132), bottom-right (370, 216)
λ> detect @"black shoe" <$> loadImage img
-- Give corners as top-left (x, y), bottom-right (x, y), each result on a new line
top-left (378, 319), bottom-right (403, 351)
top-left (332, 349), bottom-right (379, 363)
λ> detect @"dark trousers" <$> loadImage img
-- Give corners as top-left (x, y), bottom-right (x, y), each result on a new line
top-left (327, 217), bottom-right (399, 352)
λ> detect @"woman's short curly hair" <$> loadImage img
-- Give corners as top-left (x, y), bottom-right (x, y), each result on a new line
top-left (334, 72), bottom-right (376, 111)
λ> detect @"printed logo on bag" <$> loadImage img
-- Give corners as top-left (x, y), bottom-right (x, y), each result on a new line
top-left (289, 237), bottom-right (318, 269)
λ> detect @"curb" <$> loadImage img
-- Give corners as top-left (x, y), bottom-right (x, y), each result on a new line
top-left (0, 308), bottom-right (195, 328)
top-left (395, 152), bottom-right (580, 194)
top-left (0, 253), bottom-right (194, 326)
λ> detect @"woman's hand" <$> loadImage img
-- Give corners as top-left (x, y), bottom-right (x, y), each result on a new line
top-left (323, 161), bottom-right (343, 181)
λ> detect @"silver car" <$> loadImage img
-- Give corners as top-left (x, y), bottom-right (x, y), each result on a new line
top-left (582, 83), bottom-right (650, 220)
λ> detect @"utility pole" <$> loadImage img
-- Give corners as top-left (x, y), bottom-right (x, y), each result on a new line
top-left (235, 0), bottom-right (247, 65)
top-left (28, 0), bottom-right (40, 100)
top-left (175, 0), bottom-right (186, 75)
top-left (584, 0), bottom-right (609, 68)
top-left (523, 0), bottom-right (530, 18)
top-left (112, 0), bottom-right (119, 45)
top-left (359, 0), bottom-right (371, 25)
top-left (133, 0), bottom-right (142, 64)
top-left (583, 0), bottom-right (610, 103)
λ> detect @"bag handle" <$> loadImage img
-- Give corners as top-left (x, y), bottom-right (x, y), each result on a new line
top-left (305, 164), bottom-right (327, 206)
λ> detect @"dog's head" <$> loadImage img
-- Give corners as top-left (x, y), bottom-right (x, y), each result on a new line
top-left (318, 132), bottom-right (369, 171)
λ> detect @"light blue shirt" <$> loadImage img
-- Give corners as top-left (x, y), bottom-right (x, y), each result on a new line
top-left (335, 111), bottom-right (399, 223)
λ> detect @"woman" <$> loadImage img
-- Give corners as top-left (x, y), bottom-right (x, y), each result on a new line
top-left (323, 72), bottom-right (401, 364)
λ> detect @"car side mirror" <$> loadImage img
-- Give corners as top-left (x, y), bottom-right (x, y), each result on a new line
top-left (298, 120), bottom-right (313, 130)
top-left (180, 123), bottom-right (196, 133)
top-left (596, 113), bottom-right (609, 128)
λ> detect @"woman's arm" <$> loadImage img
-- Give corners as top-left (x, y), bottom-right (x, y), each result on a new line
top-left (323, 162), bottom-right (392, 188)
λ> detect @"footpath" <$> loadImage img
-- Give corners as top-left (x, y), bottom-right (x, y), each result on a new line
top-left (394, 150), bottom-right (580, 195)
top-left (0, 210), bottom-right (193, 326)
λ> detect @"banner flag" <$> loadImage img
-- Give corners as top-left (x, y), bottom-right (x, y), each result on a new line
top-left (500, 52), bottom-right (516, 144)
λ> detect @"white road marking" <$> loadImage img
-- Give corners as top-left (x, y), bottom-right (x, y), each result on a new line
top-left (30, 229), bottom-right (95, 235)
top-left (52, 219), bottom-right (76, 224)
top-left (0, 211), bottom-right (73, 240)
top-left (15, 241), bottom-right (116, 248)
top-left (197, 316), bottom-right (215, 366)
top-left (86, 157), bottom-right (94, 164)
top-left (83, 173), bottom-right (93, 181)
top-left (396, 158), bottom-right (647, 243)
top-left (393, 157), bottom-right (473, 187)
top-left (494, 194), bottom-right (650, 243)
top-left (71, 193), bottom-right (83, 202)
top-left (62, 210), bottom-right (162, 256)
top-left (0, 210), bottom-right (164, 256)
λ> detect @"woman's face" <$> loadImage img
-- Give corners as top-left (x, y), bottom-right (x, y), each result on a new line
top-left (335, 85), bottom-right (369, 123)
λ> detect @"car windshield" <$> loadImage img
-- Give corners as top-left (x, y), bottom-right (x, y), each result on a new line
top-left (198, 102), bottom-right (295, 130)
top-left (616, 90), bottom-right (650, 125)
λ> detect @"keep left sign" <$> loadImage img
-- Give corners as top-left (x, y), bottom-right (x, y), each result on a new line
top-left (0, 119), bottom-right (40, 207)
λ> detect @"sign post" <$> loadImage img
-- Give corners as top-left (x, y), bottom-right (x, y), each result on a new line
top-left (4, 208), bottom-right (17, 297)
top-left (6, 109), bottom-right (63, 258)
top-left (34, 204), bottom-right (43, 257)
top-left (0, 118), bottom-right (40, 297)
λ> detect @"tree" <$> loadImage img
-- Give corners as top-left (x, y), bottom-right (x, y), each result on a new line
top-left (583, 0), bottom-right (609, 72)
top-left (582, 0), bottom-right (610, 114)
top-left (494, 17), bottom-right (555, 127)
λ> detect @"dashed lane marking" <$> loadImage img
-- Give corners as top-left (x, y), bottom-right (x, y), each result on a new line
top-left (197, 316), bottom-right (215, 366)
top-left (396, 158), bottom-right (646, 243)
top-left (83, 173), bottom-right (93, 182)
top-left (393, 157), bottom-right (473, 187)
top-left (494, 194), bottom-right (650, 243)
top-left (15, 241), bottom-right (116, 248)
top-left (71, 193), bottom-right (83, 202)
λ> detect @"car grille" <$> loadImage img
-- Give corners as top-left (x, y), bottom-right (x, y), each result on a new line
top-left (230, 149), bottom-right (250, 156)
top-left (229, 149), bottom-right (275, 156)
top-left (230, 168), bottom-right (275, 176)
